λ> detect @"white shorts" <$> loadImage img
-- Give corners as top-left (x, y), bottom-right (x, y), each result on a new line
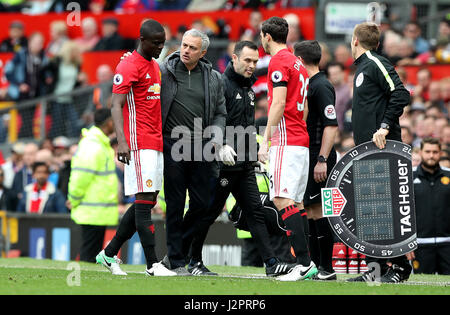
top-left (268, 145), bottom-right (309, 203)
top-left (124, 149), bottom-right (163, 196)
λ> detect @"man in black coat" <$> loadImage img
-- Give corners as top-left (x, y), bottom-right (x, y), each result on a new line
top-left (183, 41), bottom-right (296, 277)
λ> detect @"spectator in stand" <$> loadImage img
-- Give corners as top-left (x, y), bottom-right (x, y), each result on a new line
top-left (57, 143), bottom-right (77, 200)
top-left (240, 10), bottom-right (263, 44)
top-left (16, 161), bottom-right (67, 214)
top-left (442, 125), bottom-right (450, 149)
top-left (427, 81), bottom-right (446, 110)
top-left (114, 0), bottom-right (158, 13)
top-left (74, 17), bottom-right (100, 53)
top-left (0, 167), bottom-right (16, 211)
top-left (45, 40), bottom-right (83, 138)
top-left (255, 92), bottom-right (268, 120)
top-left (396, 38), bottom-right (420, 66)
top-left (4, 32), bottom-right (49, 137)
top-left (318, 41), bottom-right (331, 71)
top-left (396, 66), bottom-right (415, 93)
top-left (403, 21), bottom-right (430, 55)
top-left (216, 41), bottom-right (235, 73)
top-left (283, 13), bottom-right (302, 48)
top-left (93, 18), bottom-right (124, 51)
top-left (11, 142), bottom-right (38, 206)
top-left (35, 148), bottom-right (59, 187)
top-left (412, 147), bottom-right (421, 167)
top-left (327, 62), bottom-right (351, 131)
top-left (0, 21), bottom-right (27, 53)
top-left (413, 68), bottom-right (432, 102)
top-left (401, 125), bottom-right (414, 146)
top-left (46, 20), bottom-right (68, 58)
top-left (333, 44), bottom-right (353, 69)
top-left (1, 142), bottom-right (24, 189)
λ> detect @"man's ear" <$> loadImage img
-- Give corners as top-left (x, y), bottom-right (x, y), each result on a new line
top-left (231, 53), bottom-right (238, 63)
top-left (200, 50), bottom-right (207, 58)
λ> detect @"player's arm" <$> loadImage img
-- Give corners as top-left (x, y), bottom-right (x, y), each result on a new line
top-left (111, 93), bottom-right (130, 164)
top-left (303, 99), bottom-right (309, 122)
top-left (258, 86), bottom-right (286, 163)
top-left (371, 57), bottom-right (410, 149)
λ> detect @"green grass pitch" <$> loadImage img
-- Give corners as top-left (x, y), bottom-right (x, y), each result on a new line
top-left (1, 258), bottom-right (449, 295)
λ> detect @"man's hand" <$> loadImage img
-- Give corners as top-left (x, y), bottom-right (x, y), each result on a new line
top-left (65, 200), bottom-right (72, 210)
top-left (117, 141), bottom-right (131, 165)
top-left (314, 161), bottom-right (327, 183)
top-left (258, 139), bottom-right (269, 163)
top-left (406, 251), bottom-right (415, 261)
top-left (216, 144), bottom-right (237, 166)
top-left (121, 51), bottom-right (132, 60)
top-left (372, 128), bottom-right (389, 149)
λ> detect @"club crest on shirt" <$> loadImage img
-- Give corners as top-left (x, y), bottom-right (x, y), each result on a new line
top-left (324, 105), bottom-right (337, 119)
top-left (148, 83), bottom-right (161, 94)
top-left (113, 74), bottom-right (123, 85)
top-left (146, 179), bottom-right (153, 188)
top-left (355, 72), bottom-right (364, 87)
top-left (271, 71), bottom-right (283, 83)
top-left (220, 178), bottom-right (229, 187)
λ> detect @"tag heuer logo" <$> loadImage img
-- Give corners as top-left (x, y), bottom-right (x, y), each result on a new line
top-left (321, 188), bottom-right (347, 217)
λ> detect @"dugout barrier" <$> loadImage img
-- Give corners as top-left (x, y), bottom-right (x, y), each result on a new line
top-left (0, 211), bottom-right (243, 266)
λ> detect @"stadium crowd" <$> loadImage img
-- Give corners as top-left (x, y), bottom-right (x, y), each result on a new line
top-left (0, 2), bottom-right (449, 274)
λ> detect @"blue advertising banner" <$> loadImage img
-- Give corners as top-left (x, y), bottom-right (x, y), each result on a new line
top-left (127, 232), bottom-right (145, 265)
top-left (29, 228), bottom-right (46, 259)
top-left (52, 228), bottom-right (71, 261)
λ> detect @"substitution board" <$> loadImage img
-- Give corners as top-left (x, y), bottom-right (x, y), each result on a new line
top-left (322, 140), bottom-right (417, 258)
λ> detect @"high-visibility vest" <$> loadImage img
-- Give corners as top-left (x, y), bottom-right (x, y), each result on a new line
top-left (68, 126), bottom-right (119, 226)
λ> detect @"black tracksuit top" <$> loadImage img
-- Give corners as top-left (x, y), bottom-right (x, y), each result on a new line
top-left (352, 50), bottom-right (410, 145)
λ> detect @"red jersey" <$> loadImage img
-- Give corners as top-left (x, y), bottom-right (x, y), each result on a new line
top-left (267, 49), bottom-right (309, 147)
top-left (112, 50), bottom-right (163, 152)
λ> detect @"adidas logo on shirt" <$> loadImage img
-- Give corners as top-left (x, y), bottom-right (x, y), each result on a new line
top-left (236, 93), bottom-right (242, 100)
top-left (146, 73), bottom-right (151, 79)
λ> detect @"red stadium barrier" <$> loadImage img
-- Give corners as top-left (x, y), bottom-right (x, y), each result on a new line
top-left (0, 8), bottom-right (315, 45)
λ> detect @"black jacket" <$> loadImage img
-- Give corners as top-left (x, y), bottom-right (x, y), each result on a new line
top-left (0, 187), bottom-right (17, 211)
top-left (159, 51), bottom-right (226, 145)
top-left (352, 51), bottom-right (410, 145)
top-left (221, 61), bottom-right (257, 171)
top-left (413, 165), bottom-right (450, 238)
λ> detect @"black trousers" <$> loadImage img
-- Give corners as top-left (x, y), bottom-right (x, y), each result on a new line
top-left (163, 138), bottom-right (219, 268)
top-left (79, 225), bottom-right (106, 263)
top-left (414, 243), bottom-right (450, 275)
top-left (187, 167), bottom-right (276, 263)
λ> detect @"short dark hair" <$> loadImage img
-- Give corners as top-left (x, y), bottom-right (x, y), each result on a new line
top-left (140, 19), bottom-right (164, 38)
top-left (32, 161), bottom-right (49, 174)
top-left (421, 137), bottom-right (441, 150)
top-left (234, 40), bottom-right (258, 56)
top-left (94, 108), bottom-right (112, 127)
top-left (261, 17), bottom-right (289, 44)
top-left (294, 40), bottom-right (322, 66)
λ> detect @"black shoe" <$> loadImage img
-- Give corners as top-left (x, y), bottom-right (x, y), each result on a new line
top-left (313, 267), bottom-right (337, 281)
top-left (265, 261), bottom-right (296, 277)
top-left (188, 261), bottom-right (218, 276)
top-left (346, 270), bottom-right (378, 282)
top-left (380, 264), bottom-right (412, 283)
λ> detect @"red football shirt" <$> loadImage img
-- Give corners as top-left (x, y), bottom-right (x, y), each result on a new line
top-left (112, 50), bottom-right (163, 152)
top-left (267, 49), bottom-right (309, 147)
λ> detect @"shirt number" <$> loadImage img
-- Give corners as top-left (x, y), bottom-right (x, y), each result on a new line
top-left (297, 73), bottom-right (309, 112)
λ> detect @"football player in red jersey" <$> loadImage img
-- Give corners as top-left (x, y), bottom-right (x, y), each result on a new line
top-left (96, 19), bottom-right (176, 277)
top-left (258, 16), bottom-right (317, 281)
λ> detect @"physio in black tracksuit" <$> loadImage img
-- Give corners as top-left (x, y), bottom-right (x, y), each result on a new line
top-left (185, 41), bottom-right (294, 276)
top-left (348, 22), bottom-right (412, 283)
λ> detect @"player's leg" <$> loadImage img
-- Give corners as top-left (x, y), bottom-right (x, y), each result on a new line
top-left (233, 167), bottom-right (296, 276)
top-left (307, 203), bottom-right (336, 280)
top-left (104, 204), bottom-right (136, 258)
top-left (269, 146), bottom-right (317, 281)
top-left (162, 141), bottom-right (191, 275)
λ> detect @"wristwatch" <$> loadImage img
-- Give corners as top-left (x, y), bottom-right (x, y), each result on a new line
top-left (318, 155), bottom-right (327, 163)
top-left (380, 123), bottom-right (390, 130)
